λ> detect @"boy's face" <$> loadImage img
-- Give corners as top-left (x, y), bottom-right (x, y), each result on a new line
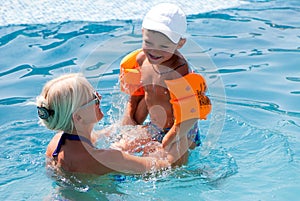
top-left (142, 29), bottom-right (180, 65)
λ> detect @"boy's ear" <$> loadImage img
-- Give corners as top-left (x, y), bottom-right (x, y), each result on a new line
top-left (177, 38), bottom-right (186, 49)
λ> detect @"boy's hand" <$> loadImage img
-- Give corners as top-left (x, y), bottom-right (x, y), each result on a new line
top-left (162, 119), bottom-right (198, 148)
top-left (162, 126), bottom-right (177, 148)
top-left (121, 116), bottom-right (137, 126)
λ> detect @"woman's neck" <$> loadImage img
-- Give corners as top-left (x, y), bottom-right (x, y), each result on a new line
top-left (69, 125), bottom-right (94, 141)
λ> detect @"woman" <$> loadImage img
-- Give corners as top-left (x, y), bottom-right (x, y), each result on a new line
top-left (36, 73), bottom-right (170, 175)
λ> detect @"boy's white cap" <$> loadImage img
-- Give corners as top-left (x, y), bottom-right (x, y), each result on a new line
top-left (142, 3), bottom-right (187, 44)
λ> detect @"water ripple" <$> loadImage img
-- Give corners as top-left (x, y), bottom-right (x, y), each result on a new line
top-left (190, 12), bottom-right (250, 22)
top-left (213, 95), bottom-right (300, 119)
top-left (0, 58), bottom-right (76, 78)
top-left (212, 63), bottom-right (268, 75)
top-left (286, 77), bottom-right (300, 82)
top-left (33, 23), bottom-right (122, 51)
top-left (0, 26), bottom-right (28, 46)
top-left (0, 120), bottom-right (49, 190)
top-left (0, 22), bottom-right (122, 50)
top-left (0, 97), bottom-right (30, 105)
top-left (190, 6), bottom-right (300, 31)
top-left (218, 68), bottom-right (247, 74)
top-left (225, 113), bottom-right (295, 164)
top-left (268, 48), bottom-right (300, 53)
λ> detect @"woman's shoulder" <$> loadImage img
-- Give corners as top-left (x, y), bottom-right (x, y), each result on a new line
top-left (45, 132), bottom-right (62, 157)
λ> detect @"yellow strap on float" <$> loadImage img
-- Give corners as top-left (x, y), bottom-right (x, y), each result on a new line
top-left (120, 49), bottom-right (145, 96)
top-left (165, 73), bottom-right (212, 125)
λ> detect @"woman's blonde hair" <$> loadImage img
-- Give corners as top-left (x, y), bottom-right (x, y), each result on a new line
top-left (36, 73), bottom-right (94, 132)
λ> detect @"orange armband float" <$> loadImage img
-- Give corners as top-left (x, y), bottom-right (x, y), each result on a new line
top-left (120, 49), bottom-right (145, 96)
top-left (165, 73), bottom-right (212, 125)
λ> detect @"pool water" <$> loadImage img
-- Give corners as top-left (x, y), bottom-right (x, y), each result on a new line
top-left (1, 0), bottom-right (300, 200)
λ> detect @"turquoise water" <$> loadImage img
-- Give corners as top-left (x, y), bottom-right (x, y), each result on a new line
top-left (1, 0), bottom-right (300, 200)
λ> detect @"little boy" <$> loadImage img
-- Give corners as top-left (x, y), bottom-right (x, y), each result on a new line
top-left (120, 3), bottom-right (211, 162)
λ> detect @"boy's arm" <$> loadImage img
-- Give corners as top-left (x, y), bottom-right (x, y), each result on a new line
top-left (120, 50), bottom-right (146, 125)
top-left (163, 119), bottom-right (197, 166)
top-left (122, 95), bottom-right (147, 125)
top-left (162, 73), bottom-right (212, 148)
top-left (133, 96), bottom-right (148, 124)
top-left (98, 149), bottom-right (170, 174)
top-left (161, 119), bottom-right (197, 148)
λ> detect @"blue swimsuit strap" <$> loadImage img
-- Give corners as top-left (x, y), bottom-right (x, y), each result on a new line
top-left (52, 132), bottom-right (94, 157)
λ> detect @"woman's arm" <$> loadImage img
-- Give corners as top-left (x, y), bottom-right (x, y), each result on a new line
top-left (96, 149), bottom-right (170, 174)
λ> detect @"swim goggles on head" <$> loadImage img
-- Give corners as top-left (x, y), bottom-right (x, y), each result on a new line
top-left (37, 106), bottom-right (54, 119)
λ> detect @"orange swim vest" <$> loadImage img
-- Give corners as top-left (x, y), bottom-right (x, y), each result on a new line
top-left (120, 49), bottom-right (212, 124)
top-left (165, 73), bottom-right (212, 124)
top-left (119, 49), bottom-right (145, 96)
